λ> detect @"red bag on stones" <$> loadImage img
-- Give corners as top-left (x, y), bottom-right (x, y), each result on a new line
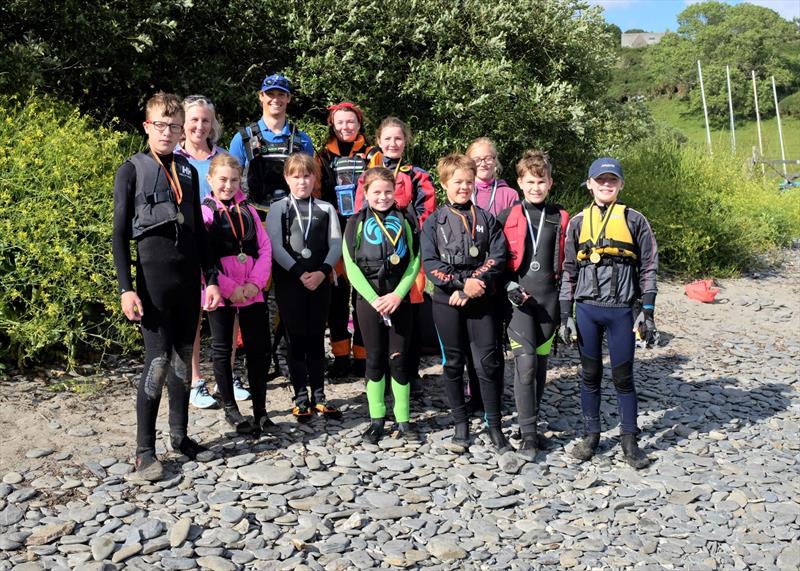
top-left (684, 279), bottom-right (719, 303)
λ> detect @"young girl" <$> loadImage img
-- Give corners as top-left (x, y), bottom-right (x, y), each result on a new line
top-left (559, 157), bottom-right (658, 469)
top-left (201, 153), bottom-right (273, 434)
top-left (421, 154), bottom-right (509, 453)
top-left (343, 167), bottom-right (421, 444)
top-left (497, 150), bottom-right (569, 460)
top-left (267, 154), bottom-right (343, 421)
top-left (355, 117), bottom-right (437, 396)
top-left (316, 102), bottom-right (378, 378)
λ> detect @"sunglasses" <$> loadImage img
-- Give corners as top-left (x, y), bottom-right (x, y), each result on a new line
top-left (184, 94), bottom-right (215, 107)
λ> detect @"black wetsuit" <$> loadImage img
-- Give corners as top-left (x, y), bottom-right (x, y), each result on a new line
top-left (266, 195), bottom-right (342, 407)
top-left (112, 151), bottom-right (217, 457)
top-left (420, 201), bottom-right (507, 428)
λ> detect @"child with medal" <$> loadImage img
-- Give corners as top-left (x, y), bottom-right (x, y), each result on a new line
top-left (497, 150), bottom-right (569, 460)
top-left (342, 167), bottom-right (421, 444)
top-left (201, 154), bottom-right (274, 434)
top-left (559, 157), bottom-right (659, 469)
top-left (266, 154), bottom-right (344, 422)
top-left (420, 154), bottom-right (509, 453)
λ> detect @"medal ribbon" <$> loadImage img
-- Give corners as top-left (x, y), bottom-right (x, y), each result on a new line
top-left (447, 204), bottom-right (477, 241)
top-left (523, 202), bottom-right (547, 261)
top-left (150, 151), bottom-right (183, 204)
top-left (588, 202), bottom-right (617, 245)
top-left (220, 201), bottom-right (246, 250)
top-left (289, 194), bottom-right (313, 245)
top-left (472, 180), bottom-right (498, 212)
top-left (370, 209), bottom-right (403, 249)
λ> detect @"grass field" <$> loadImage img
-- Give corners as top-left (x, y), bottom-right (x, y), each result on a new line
top-left (648, 97), bottom-right (800, 177)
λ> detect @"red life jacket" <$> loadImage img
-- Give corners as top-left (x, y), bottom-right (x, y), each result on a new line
top-left (502, 201), bottom-right (569, 275)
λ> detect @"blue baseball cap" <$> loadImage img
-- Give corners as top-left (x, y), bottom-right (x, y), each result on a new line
top-left (587, 157), bottom-right (624, 181)
top-left (261, 73), bottom-right (291, 94)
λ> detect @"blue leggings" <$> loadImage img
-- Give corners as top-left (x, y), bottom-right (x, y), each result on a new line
top-left (576, 303), bottom-right (638, 435)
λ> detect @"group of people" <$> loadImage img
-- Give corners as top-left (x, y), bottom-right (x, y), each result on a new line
top-left (112, 73), bottom-right (659, 482)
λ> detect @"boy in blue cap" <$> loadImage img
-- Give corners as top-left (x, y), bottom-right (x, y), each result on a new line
top-left (559, 157), bottom-right (658, 469)
top-left (229, 73), bottom-right (315, 219)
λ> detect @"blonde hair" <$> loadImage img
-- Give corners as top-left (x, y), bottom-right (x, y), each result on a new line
top-left (466, 136), bottom-right (502, 177)
top-left (375, 117), bottom-right (413, 146)
top-left (145, 92), bottom-right (183, 121)
top-left (437, 153), bottom-right (476, 184)
top-left (362, 167), bottom-right (395, 193)
top-left (208, 153), bottom-right (243, 178)
top-left (284, 153), bottom-right (321, 180)
top-left (516, 149), bottom-right (552, 179)
top-left (183, 95), bottom-right (222, 145)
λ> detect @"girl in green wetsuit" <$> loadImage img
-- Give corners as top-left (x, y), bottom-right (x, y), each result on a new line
top-left (343, 167), bottom-right (421, 444)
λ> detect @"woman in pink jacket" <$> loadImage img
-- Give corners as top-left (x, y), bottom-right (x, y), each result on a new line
top-left (202, 154), bottom-right (274, 434)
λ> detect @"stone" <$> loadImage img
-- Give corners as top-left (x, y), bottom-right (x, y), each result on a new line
top-left (363, 490), bottom-right (400, 508)
top-left (25, 448), bottom-right (54, 459)
top-left (560, 551), bottom-right (580, 568)
top-left (238, 464), bottom-right (297, 485)
top-left (111, 542), bottom-right (141, 563)
top-left (369, 506), bottom-right (418, 520)
top-left (90, 536), bottom-right (116, 561)
top-left (197, 555), bottom-right (237, 571)
top-left (170, 518), bottom-right (192, 547)
top-left (0, 504), bottom-right (25, 526)
top-left (498, 451), bottom-right (524, 474)
top-left (776, 542), bottom-right (799, 570)
top-left (25, 521), bottom-right (76, 546)
top-left (427, 534), bottom-right (467, 561)
top-left (3, 472), bottom-right (24, 485)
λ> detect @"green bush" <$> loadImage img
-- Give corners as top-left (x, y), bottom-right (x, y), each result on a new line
top-left (779, 91), bottom-right (800, 118)
top-left (0, 94), bottom-right (141, 365)
top-left (616, 136), bottom-right (800, 276)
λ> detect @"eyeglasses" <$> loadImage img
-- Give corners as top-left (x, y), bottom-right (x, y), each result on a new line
top-left (145, 120), bottom-right (183, 134)
top-left (472, 155), bottom-right (496, 165)
top-left (184, 94), bottom-right (215, 107)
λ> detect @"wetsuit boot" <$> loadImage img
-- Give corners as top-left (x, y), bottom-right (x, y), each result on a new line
top-left (571, 433), bottom-right (600, 462)
top-left (621, 434), bottom-right (651, 469)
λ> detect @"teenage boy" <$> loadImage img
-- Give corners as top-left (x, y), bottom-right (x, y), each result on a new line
top-left (229, 73), bottom-right (314, 218)
top-left (112, 92), bottom-right (222, 481)
top-left (559, 157), bottom-right (658, 469)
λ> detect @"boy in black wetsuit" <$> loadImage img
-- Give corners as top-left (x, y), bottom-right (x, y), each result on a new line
top-left (420, 153), bottom-right (509, 453)
top-left (112, 92), bottom-right (222, 481)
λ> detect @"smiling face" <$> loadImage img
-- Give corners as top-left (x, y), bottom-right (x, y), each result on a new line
top-left (144, 106), bottom-right (183, 155)
top-left (208, 165), bottom-right (241, 202)
top-left (184, 105), bottom-right (213, 148)
top-left (365, 179), bottom-right (395, 212)
top-left (587, 173), bottom-right (624, 206)
top-left (518, 173), bottom-right (553, 205)
top-left (378, 125), bottom-right (406, 160)
top-left (259, 89), bottom-right (291, 119)
top-left (285, 168), bottom-right (316, 200)
top-left (332, 109), bottom-right (360, 143)
top-left (444, 168), bottom-right (476, 205)
top-left (468, 143), bottom-right (497, 183)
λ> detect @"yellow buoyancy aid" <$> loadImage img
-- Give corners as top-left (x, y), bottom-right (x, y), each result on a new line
top-left (576, 203), bottom-right (637, 262)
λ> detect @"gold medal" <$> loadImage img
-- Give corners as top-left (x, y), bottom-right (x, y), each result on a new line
top-left (176, 212), bottom-right (184, 225)
top-left (590, 252), bottom-right (601, 264)
top-left (237, 252), bottom-right (247, 264)
top-left (469, 245), bottom-right (480, 258)
top-left (389, 254), bottom-right (400, 265)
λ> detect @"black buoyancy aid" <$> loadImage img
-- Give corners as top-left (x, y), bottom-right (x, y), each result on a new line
top-left (239, 122), bottom-right (304, 208)
top-left (130, 152), bottom-right (195, 239)
top-left (503, 202), bottom-right (569, 275)
top-left (354, 206), bottom-right (412, 295)
top-left (282, 197), bottom-right (331, 270)
top-left (202, 197), bottom-right (260, 259)
top-left (434, 203), bottom-right (493, 268)
top-left (331, 146), bottom-right (381, 186)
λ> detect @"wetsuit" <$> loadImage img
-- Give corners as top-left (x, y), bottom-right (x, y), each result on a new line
top-left (498, 200), bottom-right (569, 437)
top-left (266, 195), bottom-right (342, 408)
top-left (559, 203), bottom-right (658, 435)
top-left (343, 205), bottom-right (421, 423)
top-left (421, 201), bottom-right (507, 428)
top-left (112, 151), bottom-right (218, 458)
top-left (201, 191), bottom-right (272, 419)
top-left (316, 136), bottom-right (378, 368)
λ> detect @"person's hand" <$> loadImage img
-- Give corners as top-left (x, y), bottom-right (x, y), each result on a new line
top-left (242, 283), bottom-right (260, 299)
top-left (120, 291), bottom-right (144, 321)
top-left (634, 309), bottom-right (659, 347)
top-left (463, 278), bottom-right (486, 299)
top-left (301, 271), bottom-right (326, 291)
top-left (506, 281), bottom-right (530, 307)
top-left (448, 290), bottom-right (469, 307)
top-left (229, 286), bottom-right (247, 305)
top-left (204, 285), bottom-right (223, 311)
top-left (559, 315), bottom-right (578, 345)
top-left (373, 293), bottom-right (403, 315)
